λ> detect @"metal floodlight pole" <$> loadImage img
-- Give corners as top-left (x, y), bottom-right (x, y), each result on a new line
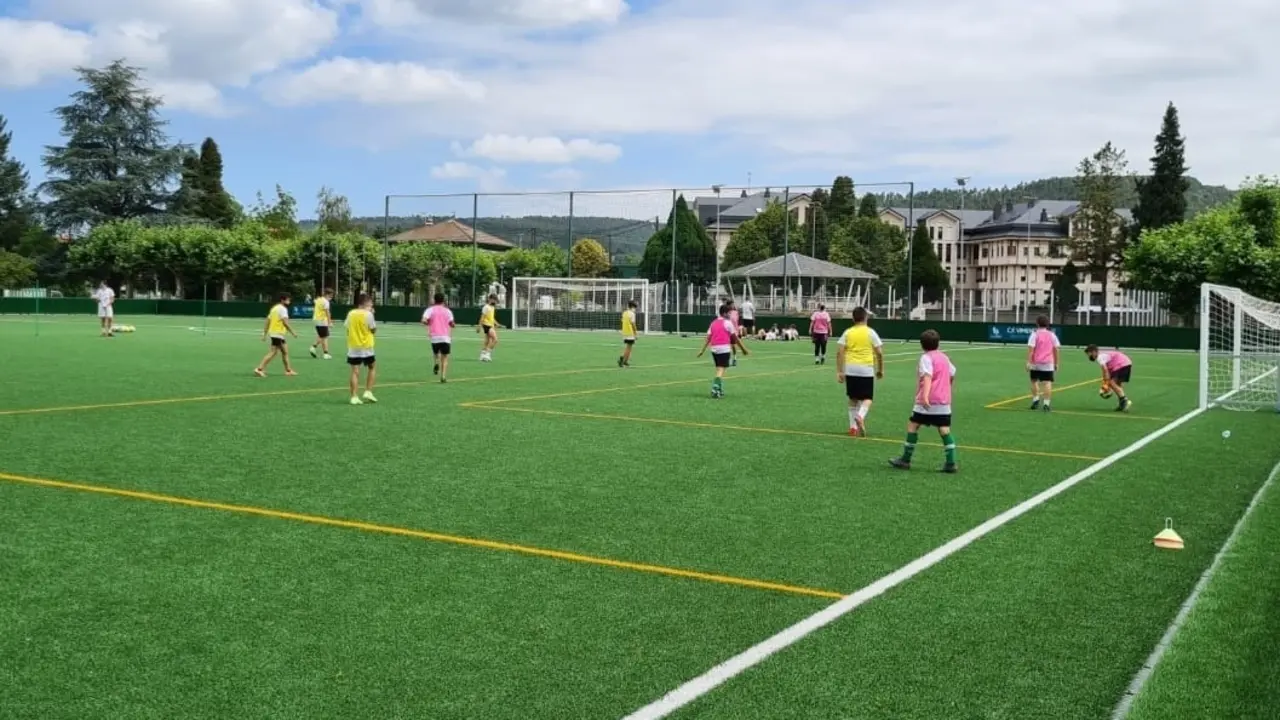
top-left (670, 189), bottom-right (679, 332)
top-left (470, 193), bottom-right (479, 303)
top-left (956, 177), bottom-right (970, 320)
top-left (783, 187), bottom-right (791, 311)
top-left (712, 184), bottom-right (722, 306)
top-left (567, 191), bottom-right (575, 279)
top-left (906, 181), bottom-right (915, 319)
top-left (381, 196), bottom-right (390, 303)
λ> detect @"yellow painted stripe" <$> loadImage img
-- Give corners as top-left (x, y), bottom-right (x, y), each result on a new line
top-left (463, 405), bottom-right (1104, 461)
top-left (984, 378), bottom-right (1099, 409)
top-left (0, 472), bottom-right (845, 600)
top-left (462, 367), bottom-right (814, 407)
top-left (986, 406), bottom-right (1173, 421)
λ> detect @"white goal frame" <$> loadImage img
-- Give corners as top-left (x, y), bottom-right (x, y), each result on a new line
top-left (510, 277), bottom-right (657, 334)
top-left (1199, 282), bottom-right (1280, 411)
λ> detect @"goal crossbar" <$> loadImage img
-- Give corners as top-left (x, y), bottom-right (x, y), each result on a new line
top-left (510, 277), bottom-right (658, 334)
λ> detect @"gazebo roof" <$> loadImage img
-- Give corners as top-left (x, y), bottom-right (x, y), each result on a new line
top-left (722, 252), bottom-right (876, 280)
top-left (386, 219), bottom-right (513, 250)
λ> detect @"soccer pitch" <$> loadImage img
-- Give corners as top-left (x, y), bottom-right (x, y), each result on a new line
top-left (1, 314), bottom-right (1277, 719)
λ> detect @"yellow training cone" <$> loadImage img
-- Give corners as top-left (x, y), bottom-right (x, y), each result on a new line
top-left (1154, 518), bottom-right (1184, 550)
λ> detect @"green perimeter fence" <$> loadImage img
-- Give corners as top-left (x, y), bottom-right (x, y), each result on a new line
top-left (0, 298), bottom-right (1197, 351)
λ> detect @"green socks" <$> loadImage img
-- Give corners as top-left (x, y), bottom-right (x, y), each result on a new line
top-left (712, 377), bottom-right (723, 392)
top-left (942, 433), bottom-right (957, 465)
top-left (901, 432), bottom-right (918, 461)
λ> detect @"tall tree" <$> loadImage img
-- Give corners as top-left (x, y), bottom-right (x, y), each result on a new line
top-left (40, 60), bottom-right (183, 231)
top-left (902, 219), bottom-right (949, 303)
top-left (170, 151), bottom-right (202, 218)
top-left (638, 195), bottom-right (716, 288)
top-left (857, 193), bottom-right (878, 218)
top-left (1236, 176), bottom-right (1279, 248)
top-left (571, 238), bottom-right (610, 277)
top-left (1072, 142), bottom-right (1129, 319)
top-left (251, 185), bottom-right (300, 239)
top-left (1050, 261), bottom-right (1080, 323)
top-left (827, 176), bottom-right (856, 226)
top-left (0, 114), bottom-right (35, 252)
top-left (315, 186), bottom-right (355, 234)
top-left (1131, 102), bottom-right (1189, 242)
top-left (196, 138), bottom-right (238, 228)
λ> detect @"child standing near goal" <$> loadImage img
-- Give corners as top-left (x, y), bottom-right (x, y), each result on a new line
top-left (1086, 345), bottom-right (1133, 412)
top-left (254, 294), bottom-right (298, 378)
top-left (310, 287), bottom-right (334, 359)
top-left (478, 294), bottom-right (501, 362)
top-left (95, 280), bottom-right (115, 337)
top-left (1026, 314), bottom-right (1060, 411)
top-left (697, 304), bottom-right (749, 398)
top-left (346, 293), bottom-right (378, 404)
top-left (836, 307), bottom-right (884, 436)
top-left (618, 300), bottom-right (638, 368)
top-left (726, 300), bottom-right (741, 366)
top-left (423, 293), bottom-right (455, 383)
top-left (810, 304), bottom-right (832, 364)
top-left (890, 329), bottom-right (958, 473)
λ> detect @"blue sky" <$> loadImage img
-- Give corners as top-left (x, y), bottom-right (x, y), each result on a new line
top-left (2, 0), bottom-right (1276, 219)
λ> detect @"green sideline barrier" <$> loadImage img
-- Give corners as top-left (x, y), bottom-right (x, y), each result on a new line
top-left (0, 298), bottom-right (1192, 350)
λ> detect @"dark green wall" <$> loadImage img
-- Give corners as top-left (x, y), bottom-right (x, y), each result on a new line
top-left (0, 298), bottom-right (1191, 350)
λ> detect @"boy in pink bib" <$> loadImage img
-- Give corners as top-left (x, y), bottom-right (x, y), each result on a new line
top-left (810, 304), bottom-right (832, 365)
top-left (421, 293), bottom-right (456, 383)
top-left (697, 303), bottom-right (749, 398)
top-left (1026, 314), bottom-right (1061, 412)
top-left (1085, 344), bottom-right (1133, 412)
top-left (890, 329), bottom-right (958, 473)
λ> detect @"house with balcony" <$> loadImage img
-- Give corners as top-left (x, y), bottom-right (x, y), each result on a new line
top-left (692, 189), bottom-right (813, 261)
top-left (879, 199), bottom-right (1131, 311)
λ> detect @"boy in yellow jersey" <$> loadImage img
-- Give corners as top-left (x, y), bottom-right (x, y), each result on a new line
top-left (835, 306), bottom-right (884, 436)
top-left (478, 294), bottom-right (502, 362)
top-left (345, 293), bottom-right (378, 405)
top-left (309, 287), bottom-right (334, 359)
top-left (254, 293), bottom-right (298, 378)
top-left (618, 299), bottom-right (638, 368)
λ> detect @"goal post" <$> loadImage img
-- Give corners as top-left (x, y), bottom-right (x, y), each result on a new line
top-left (1200, 282), bottom-right (1280, 411)
top-left (510, 277), bottom-right (659, 333)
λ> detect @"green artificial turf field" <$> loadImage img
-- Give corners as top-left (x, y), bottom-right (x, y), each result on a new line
top-left (1, 313), bottom-right (1277, 719)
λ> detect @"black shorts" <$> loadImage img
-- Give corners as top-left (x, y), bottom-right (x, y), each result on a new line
top-left (1029, 369), bottom-right (1055, 382)
top-left (910, 411), bottom-right (952, 428)
top-left (481, 324), bottom-right (494, 335)
top-left (1111, 366), bottom-right (1132, 384)
top-left (712, 352), bottom-right (731, 368)
top-left (742, 318), bottom-right (755, 330)
top-left (844, 375), bottom-right (875, 401)
top-left (623, 338), bottom-right (635, 345)
top-left (347, 355), bottom-right (375, 367)
top-left (431, 342), bottom-right (451, 356)
top-left (315, 325), bottom-right (330, 338)
top-left (812, 332), bottom-right (828, 344)
top-left (271, 337), bottom-right (286, 348)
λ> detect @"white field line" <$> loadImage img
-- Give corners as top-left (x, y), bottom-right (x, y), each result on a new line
top-left (620, 404), bottom-right (1209, 720)
top-left (1111, 456), bottom-right (1280, 719)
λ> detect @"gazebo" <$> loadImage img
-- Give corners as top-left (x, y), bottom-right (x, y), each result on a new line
top-left (721, 252), bottom-right (876, 312)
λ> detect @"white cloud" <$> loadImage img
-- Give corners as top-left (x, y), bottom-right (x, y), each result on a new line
top-left (429, 161), bottom-right (506, 191)
top-left (453, 134), bottom-right (620, 164)
top-left (265, 57), bottom-right (484, 106)
top-left (357, 0), bottom-right (627, 28)
top-left (0, 19), bottom-right (92, 87)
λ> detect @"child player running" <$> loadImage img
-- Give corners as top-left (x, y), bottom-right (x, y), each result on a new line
top-left (478, 294), bottom-right (502, 362)
top-left (890, 329), bottom-right (958, 473)
top-left (835, 307), bottom-right (884, 437)
top-left (1085, 344), bottom-right (1133, 412)
top-left (810, 303), bottom-right (832, 364)
top-left (618, 299), bottom-right (638, 368)
top-left (1026, 314), bottom-right (1060, 411)
top-left (422, 293), bottom-right (456, 383)
top-left (345, 293), bottom-right (378, 404)
top-left (696, 303), bottom-right (749, 398)
top-left (726, 300), bottom-right (740, 366)
top-left (254, 293), bottom-right (298, 377)
top-left (309, 287), bottom-right (334, 359)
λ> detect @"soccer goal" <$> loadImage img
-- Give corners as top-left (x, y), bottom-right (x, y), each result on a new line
top-left (510, 277), bottom-right (658, 333)
top-left (1200, 283), bottom-right (1280, 411)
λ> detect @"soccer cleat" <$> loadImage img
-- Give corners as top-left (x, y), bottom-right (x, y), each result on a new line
top-left (439, 377), bottom-right (447, 383)
top-left (309, 346), bottom-right (318, 358)
top-left (253, 368), bottom-right (266, 378)
top-left (888, 458), bottom-right (911, 470)
top-left (1117, 397), bottom-right (1131, 412)
top-left (1030, 398), bottom-right (1040, 410)
top-left (433, 363), bottom-right (439, 375)
top-left (323, 354), bottom-right (332, 360)
top-left (285, 370), bottom-right (298, 377)
top-left (820, 356), bottom-right (826, 365)
top-left (618, 357), bottom-right (624, 368)
top-left (854, 416), bottom-right (867, 437)
top-left (815, 358), bottom-right (822, 365)
top-left (941, 463), bottom-right (959, 474)
top-left (349, 396), bottom-right (362, 405)
top-left (730, 356), bottom-right (737, 367)
top-left (1042, 404), bottom-right (1052, 413)
top-left (362, 391), bottom-right (377, 403)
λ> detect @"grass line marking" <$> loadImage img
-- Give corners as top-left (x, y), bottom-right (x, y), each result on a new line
top-left (0, 471), bottom-right (845, 601)
top-left (984, 378), bottom-right (1098, 408)
top-left (464, 405), bottom-right (1104, 461)
top-left (986, 406), bottom-right (1175, 422)
top-left (1111, 457), bottom-right (1280, 719)
top-left (621, 402), bottom-right (1210, 719)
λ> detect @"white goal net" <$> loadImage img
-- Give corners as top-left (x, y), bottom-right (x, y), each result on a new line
top-left (1200, 283), bottom-right (1280, 411)
top-left (510, 277), bottom-right (659, 333)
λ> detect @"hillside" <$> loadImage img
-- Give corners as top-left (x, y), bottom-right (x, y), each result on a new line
top-left (875, 176), bottom-right (1234, 216)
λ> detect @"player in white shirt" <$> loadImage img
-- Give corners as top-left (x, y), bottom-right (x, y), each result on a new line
top-left (95, 281), bottom-right (115, 337)
top-left (309, 288), bottom-right (335, 359)
top-left (739, 299), bottom-right (756, 337)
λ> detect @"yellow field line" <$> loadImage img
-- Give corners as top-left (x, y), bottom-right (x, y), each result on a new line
top-left (984, 378), bottom-right (1099, 409)
top-left (986, 406), bottom-right (1174, 421)
top-left (463, 405), bottom-right (1104, 461)
top-left (0, 471), bottom-right (845, 600)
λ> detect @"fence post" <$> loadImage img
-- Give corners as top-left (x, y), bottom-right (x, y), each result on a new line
top-left (380, 195), bottom-right (390, 303)
top-left (34, 280), bottom-right (40, 338)
top-left (567, 191), bottom-right (575, 279)
top-left (905, 181), bottom-right (915, 319)
top-left (202, 282), bottom-right (209, 336)
top-left (470, 193), bottom-right (479, 303)
top-left (671, 189), bottom-right (679, 333)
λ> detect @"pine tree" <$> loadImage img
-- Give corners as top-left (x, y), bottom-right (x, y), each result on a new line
top-left (1073, 142), bottom-right (1129, 318)
top-left (827, 176), bottom-right (856, 225)
top-left (0, 114), bottom-right (34, 252)
top-left (857, 193), bottom-right (878, 218)
top-left (638, 195), bottom-right (716, 287)
top-left (40, 60), bottom-right (183, 230)
top-left (170, 151), bottom-right (202, 218)
top-left (1131, 102), bottom-right (1189, 241)
top-left (903, 219), bottom-right (949, 303)
top-left (196, 138), bottom-right (237, 228)
top-left (1050, 261), bottom-right (1080, 323)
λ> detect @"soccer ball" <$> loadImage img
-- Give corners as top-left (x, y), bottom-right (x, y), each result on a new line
top-left (118, 325), bottom-right (136, 333)
top-left (1099, 387), bottom-right (1112, 399)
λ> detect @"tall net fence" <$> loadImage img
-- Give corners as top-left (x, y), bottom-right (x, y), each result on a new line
top-left (1201, 283), bottom-right (1280, 411)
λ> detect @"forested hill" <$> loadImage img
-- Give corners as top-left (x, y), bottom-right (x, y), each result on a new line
top-left (875, 176), bottom-right (1234, 216)
top-left (302, 215), bottom-right (659, 257)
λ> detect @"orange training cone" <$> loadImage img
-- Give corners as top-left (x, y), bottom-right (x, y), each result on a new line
top-left (1154, 518), bottom-right (1184, 550)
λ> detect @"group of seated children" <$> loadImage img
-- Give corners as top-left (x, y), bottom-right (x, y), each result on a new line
top-left (754, 324), bottom-right (800, 341)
